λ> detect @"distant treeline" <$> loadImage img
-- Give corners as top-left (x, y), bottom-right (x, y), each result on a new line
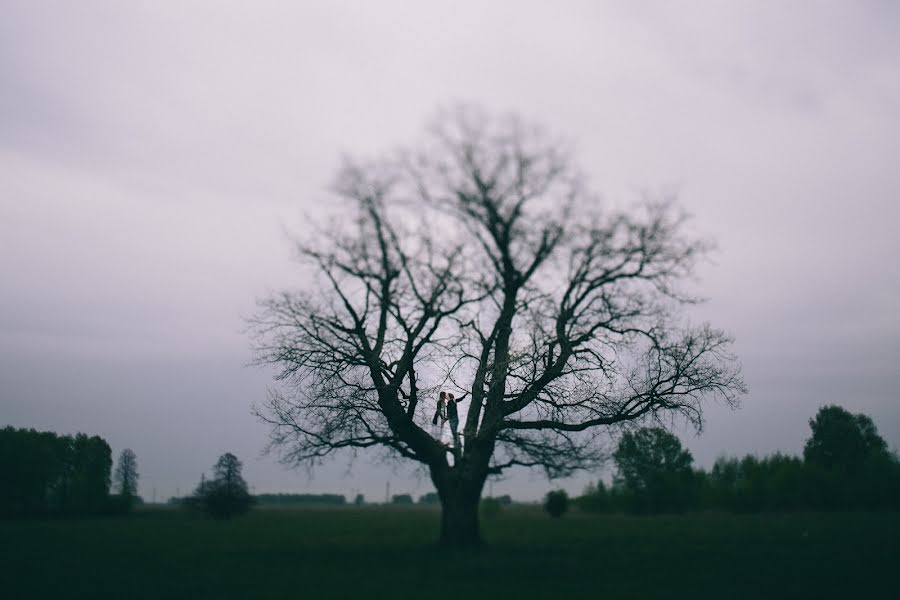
top-left (168, 492), bottom-right (348, 507)
top-left (254, 493), bottom-right (347, 506)
top-left (250, 492), bottom-right (516, 507)
top-left (0, 426), bottom-right (112, 517)
top-left (419, 492), bottom-right (513, 506)
top-left (578, 405), bottom-right (900, 514)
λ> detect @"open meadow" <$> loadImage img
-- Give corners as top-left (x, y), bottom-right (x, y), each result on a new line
top-left (2, 506), bottom-right (897, 599)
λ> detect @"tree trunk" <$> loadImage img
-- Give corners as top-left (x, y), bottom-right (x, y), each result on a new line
top-left (434, 466), bottom-right (486, 548)
top-left (439, 492), bottom-right (482, 547)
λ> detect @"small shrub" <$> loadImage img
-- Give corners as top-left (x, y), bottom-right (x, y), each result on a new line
top-left (544, 489), bottom-right (568, 518)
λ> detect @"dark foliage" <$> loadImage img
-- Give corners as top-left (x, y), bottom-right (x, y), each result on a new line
top-left (392, 494), bottom-right (414, 505)
top-left (706, 454), bottom-right (808, 512)
top-left (578, 406), bottom-right (900, 514)
top-left (544, 489), bottom-right (568, 518)
top-left (187, 453), bottom-right (253, 519)
top-left (0, 426), bottom-right (112, 518)
top-left (804, 405), bottom-right (889, 470)
top-left (800, 405), bottom-right (899, 509)
top-left (613, 427), bottom-right (696, 514)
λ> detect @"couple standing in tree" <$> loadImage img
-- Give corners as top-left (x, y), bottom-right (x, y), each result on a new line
top-left (432, 390), bottom-right (467, 450)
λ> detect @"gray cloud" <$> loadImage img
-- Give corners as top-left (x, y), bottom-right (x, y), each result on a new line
top-left (2, 0), bottom-right (899, 500)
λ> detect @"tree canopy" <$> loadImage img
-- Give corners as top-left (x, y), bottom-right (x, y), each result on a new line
top-left (613, 427), bottom-right (695, 513)
top-left (803, 405), bottom-right (889, 471)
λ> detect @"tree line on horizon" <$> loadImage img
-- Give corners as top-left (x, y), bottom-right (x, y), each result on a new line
top-left (0, 425), bottom-right (253, 520)
top-left (218, 491), bottom-right (513, 508)
top-left (4, 403), bottom-right (897, 519)
top-left (577, 405), bottom-right (900, 514)
top-left (0, 427), bottom-right (139, 518)
top-left (250, 493), bottom-right (348, 506)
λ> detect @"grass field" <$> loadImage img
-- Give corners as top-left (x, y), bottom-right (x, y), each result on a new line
top-left (2, 506), bottom-right (898, 599)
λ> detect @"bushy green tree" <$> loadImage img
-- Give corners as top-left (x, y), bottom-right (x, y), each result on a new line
top-left (804, 405), bottom-right (889, 471)
top-left (614, 427), bottom-right (696, 514)
top-left (803, 405), bottom-right (895, 509)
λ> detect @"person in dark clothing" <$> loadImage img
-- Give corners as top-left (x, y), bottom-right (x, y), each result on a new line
top-left (446, 392), bottom-right (467, 450)
top-left (431, 391), bottom-right (447, 440)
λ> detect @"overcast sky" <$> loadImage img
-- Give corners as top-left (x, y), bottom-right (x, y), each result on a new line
top-left (2, 1), bottom-right (899, 502)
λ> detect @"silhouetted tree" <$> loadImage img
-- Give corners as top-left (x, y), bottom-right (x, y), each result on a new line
top-left (250, 106), bottom-right (745, 546)
top-left (544, 489), bottom-right (569, 518)
top-left (614, 427), bottom-right (695, 513)
top-left (1, 427), bottom-right (60, 517)
top-left (190, 453), bottom-right (253, 519)
top-left (804, 405), bottom-right (889, 471)
top-left (392, 494), bottom-right (414, 505)
top-left (112, 448), bottom-right (139, 512)
top-left (576, 405), bottom-right (900, 514)
top-left (0, 427), bottom-right (112, 517)
top-left (55, 433), bottom-right (112, 515)
top-left (803, 405), bottom-right (895, 509)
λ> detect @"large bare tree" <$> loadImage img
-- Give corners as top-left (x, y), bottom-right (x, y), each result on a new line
top-left (249, 108), bottom-right (745, 546)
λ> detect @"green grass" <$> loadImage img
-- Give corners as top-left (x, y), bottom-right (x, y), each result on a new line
top-left (2, 507), bottom-right (897, 599)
